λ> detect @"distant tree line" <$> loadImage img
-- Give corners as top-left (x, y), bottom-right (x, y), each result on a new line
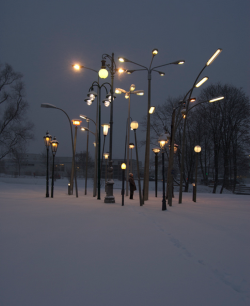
top-left (143, 83), bottom-right (250, 193)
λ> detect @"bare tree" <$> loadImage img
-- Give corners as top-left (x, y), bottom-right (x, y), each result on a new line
top-left (0, 63), bottom-right (34, 160)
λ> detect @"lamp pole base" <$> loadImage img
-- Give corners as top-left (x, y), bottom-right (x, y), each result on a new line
top-left (104, 180), bottom-right (115, 203)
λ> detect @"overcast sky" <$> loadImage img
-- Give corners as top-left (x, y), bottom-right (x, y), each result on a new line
top-left (1, 0), bottom-right (249, 162)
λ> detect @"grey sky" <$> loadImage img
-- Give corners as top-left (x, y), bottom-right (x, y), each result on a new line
top-left (1, 0), bottom-right (249, 162)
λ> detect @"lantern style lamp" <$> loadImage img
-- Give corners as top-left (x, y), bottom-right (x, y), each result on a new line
top-left (130, 121), bottom-right (143, 206)
top-left (158, 133), bottom-right (169, 211)
top-left (43, 131), bottom-right (52, 198)
top-left (121, 162), bottom-right (126, 206)
top-left (99, 60), bottom-right (109, 79)
top-left (152, 147), bottom-right (161, 197)
top-left (102, 124), bottom-right (110, 136)
top-left (193, 145), bottom-right (202, 202)
top-left (51, 137), bottom-right (59, 198)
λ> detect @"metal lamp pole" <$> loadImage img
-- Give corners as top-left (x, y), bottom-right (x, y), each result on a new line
top-left (98, 53), bottom-right (117, 203)
top-left (158, 134), bottom-right (169, 211)
top-left (115, 85), bottom-right (144, 196)
top-left (43, 131), bottom-right (52, 197)
top-left (118, 51), bottom-right (185, 202)
top-left (131, 121), bottom-right (143, 206)
top-left (129, 143), bottom-right (135, 173)
top-left (41, 104), bottom-right (78, 197)
top-left (72, 64), bottom-right (99, 197)
top-left (152, 148), bottom-right (160, 197)
top-left (51, 137), bottom-right (59, 198)
top-left (121, 163), bottom-right (126, 206)
top-left (193, 146), bottom-right (201, 202)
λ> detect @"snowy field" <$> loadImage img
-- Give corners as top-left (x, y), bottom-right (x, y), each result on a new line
top-left (0, 177), bottom-right (249, 306)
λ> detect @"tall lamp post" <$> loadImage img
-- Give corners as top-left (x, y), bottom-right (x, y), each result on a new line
top-left (193, 145), bottom-right (201, 202)
top-left (116, 85), bottom-right (144, 197)
top-left (118, 50), bottom-right (185, 202)
top-left (80, 114), bottom-right (97, 196)
top-left (130, 121), bottom-right (143, 206)
top-left (41, 103), bottom-right (78, 197)
top-left (85, 82), bottom-right (114, 200)
top-left (43, 131), bottom-right (52, 198)
top-left (51, 137), bottom-right (59, 198)
top-left (158, 133), bottom-right (170, 211)
top-left (152, 148), bottom-right (160, 197)
top-left (98, 53), bottom-right (117, 203)
top-left (179, 48), bottom-right (222, 204)
top-left (73, 64), bottom-right (99, 197)
top-left (121, 162), bottom-right (126, 206)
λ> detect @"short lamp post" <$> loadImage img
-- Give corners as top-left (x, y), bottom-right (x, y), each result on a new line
top-left (103, 152), bottom-right (109, 190)
top-left (158, 133), bottom-right (170, 211)
top-left (71, 119), bottom-right (82, 196)
top-left (51, 137), bottom-right (59, 198)
top-left (152, 148), bottom-right (161, 197)
top-left (131, 121), bottom-right (143, 206)
top-left (129, 143), bottom-right (135, 173)
top-left (43, 131), bottom-right (52, 197)
top-left (193, 145), bottom-right (201, 202)
top-left (121, 162), bottom-right (126, 206)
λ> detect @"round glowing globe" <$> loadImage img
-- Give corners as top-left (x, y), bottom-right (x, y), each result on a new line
top-left (99, 68), bottom-right (108, 79)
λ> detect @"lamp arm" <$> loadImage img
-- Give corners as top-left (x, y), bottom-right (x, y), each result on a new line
top-left (152, 61), bottom-right (177, 70)
top-left (124, 59), bottom-right (148, 70)
top-left (82, 66), bottom-right (98, 73)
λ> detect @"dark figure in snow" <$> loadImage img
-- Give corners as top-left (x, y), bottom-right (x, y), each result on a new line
top-left (129, 173), bottom-right (136, 199)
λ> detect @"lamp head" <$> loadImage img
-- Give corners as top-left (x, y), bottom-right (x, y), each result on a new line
top-left (152, 148), bottom-right (160, 154)
top-left (149, 106), bottom-right (155, 114)
top-left (206, 49), bottom-right (222, 66)
top-left (130, 84), bottom-right (136, 92)
top-left (43, 131), bottom-right (52, 148)
top-left (72, 119), bottom-right (82, 126)
top-left (80, 115), bottom-right (87, 120)
top-left (103, 99), bottom-right (110, 107)
top-left (194, 145), bottom-right (201, 153)
top-left (51, 137), bottom-right (59, 155)
top-left (103, 152), bottom-right (109, 159)
top-left (152, 48), bottom-right (158, 56)
top-left (130, 121), bottom-right (139, 130)
top-left (73, 64), bottom-right (82, 70)
top-left (129, 143), bottom-right (135, 149)
top-left (121, 163), bottom-right (126, 170)
top-left (195, 77), bottom-right (208, 88)
top-left (99, 60), bottom-right (108, 79)
top-left (102, 123), bottom-right (110, 136)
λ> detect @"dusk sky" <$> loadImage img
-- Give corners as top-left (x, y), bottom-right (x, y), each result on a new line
top-left (1, 0), bottom-right (249, 162)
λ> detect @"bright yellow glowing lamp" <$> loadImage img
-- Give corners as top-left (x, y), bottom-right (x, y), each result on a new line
top-left (72, 119), bottom-right (82, 126)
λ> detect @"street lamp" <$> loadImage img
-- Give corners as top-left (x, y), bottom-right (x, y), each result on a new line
top-left (85, 82), bottom-right (112, 200)
top-left (103, 152), bottom-right (109, 190)
top-left (130, 121), bottom-right (143, 206)
top-left (43, 131), bottom-right (52, 197)
top-left (118, 49), bottom-right (185, 202)
top-left (129, 143), bottom-right (135, 173)
top-left (101, 123), bottom-right (110, 188)
top-left (158, 133), bottom-right (170, 211)
top-left (72, 119), bottom-right (82, 193)
top-left (152, 148), bottom-right (160, 197)
top-left (73, 64), bottom-right (99, 198)
top-left (80, 115), bottom-right (97, 196)
top-left (41, 103), bottom-right (78, 197)
top-left (98, 53), bottom-right (117, 204)
top-left (51, 137), bottom-right (59, 198)
top-left (115, 84), bottom-right (144, 197)
top-left (121, 162), bottom-right (126, 206)
top-left (178, 48), bottom-right (222, 204)
top-left (193, 145), bottom-right (201, 202)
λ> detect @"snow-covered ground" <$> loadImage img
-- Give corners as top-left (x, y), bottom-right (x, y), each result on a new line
top-left (1, 177), bottom-right (249, 306)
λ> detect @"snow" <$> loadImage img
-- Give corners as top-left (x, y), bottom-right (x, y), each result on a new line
top-left (0, 176), bottom-right (249, 306)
